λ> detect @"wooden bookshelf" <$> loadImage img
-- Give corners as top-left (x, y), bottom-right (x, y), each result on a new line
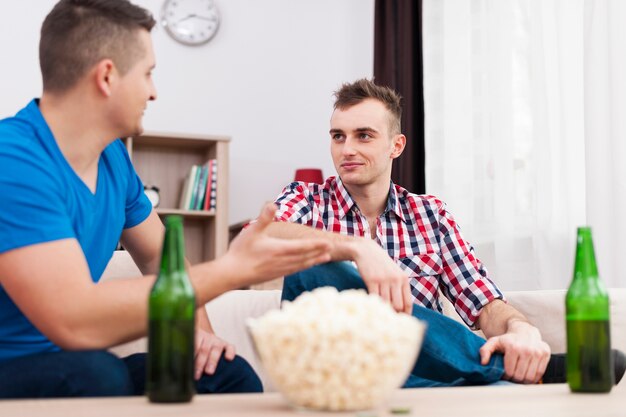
top-left (125, 132), bottom-right (230, 264)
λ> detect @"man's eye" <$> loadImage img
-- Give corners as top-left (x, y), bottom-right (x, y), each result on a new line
top-left (332, 134), bottom-right (344, 141)
top-left (359, 133), bottom-right (371, 140)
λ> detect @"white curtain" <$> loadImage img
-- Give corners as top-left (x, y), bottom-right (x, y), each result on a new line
top-left (423, 0), bottom-right (625, 290)
top-left (584, 0), bottom-right (626, 289)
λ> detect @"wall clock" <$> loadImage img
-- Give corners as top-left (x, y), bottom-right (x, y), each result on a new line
top-left (161, 0), bottom-right (220, 46)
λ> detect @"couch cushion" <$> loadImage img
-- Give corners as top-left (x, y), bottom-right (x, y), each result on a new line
top-left (205, 290), bottom-right (281, 391)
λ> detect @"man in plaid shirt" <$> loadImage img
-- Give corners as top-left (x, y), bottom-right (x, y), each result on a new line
top-left (265, 79), bottom-right (555, 386)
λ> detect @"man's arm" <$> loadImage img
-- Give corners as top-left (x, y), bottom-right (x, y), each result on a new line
top-left (432, 200), bottom-right (551, 384)
top-left (477, 299), bottom-right (551, 384)
top-left (119, 210), bottom-right (164, 276)
top-left (0, 204), bottom-right (331, 350)
top-left (265, 222), bottom-right (413, 314)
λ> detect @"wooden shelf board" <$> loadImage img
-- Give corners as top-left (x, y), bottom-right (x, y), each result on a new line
top-left (155, 208), bottom-right (216, 218)
top-left (133, 132), bottom-right (230, 148)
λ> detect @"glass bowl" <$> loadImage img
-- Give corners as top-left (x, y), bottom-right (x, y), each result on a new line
top-left (247, 288), bottom-right (425, 411)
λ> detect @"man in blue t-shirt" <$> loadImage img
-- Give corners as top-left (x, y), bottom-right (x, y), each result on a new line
top-left (0, 0), bottom-right (330, 399)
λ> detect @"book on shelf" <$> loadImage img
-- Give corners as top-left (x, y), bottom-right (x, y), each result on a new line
top-left (209, 159), bottom-right (218, 210)
top-left (178, 165), bottom-right (198, 210)
top-left (191, 164), bottom-right (209, 210)
top-left (203, 159), bottom-right (218, 211)
top-left (178, 160), bottom-right (218, 211)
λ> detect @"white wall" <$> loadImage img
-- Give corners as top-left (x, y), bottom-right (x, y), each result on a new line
top-left (0, 0), bottom-right (374, 224)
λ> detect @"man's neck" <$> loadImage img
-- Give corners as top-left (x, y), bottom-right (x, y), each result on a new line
top-left (39, 90), bottom-right (115, 178)
top-left (342, 177), bottom-right (390, 221)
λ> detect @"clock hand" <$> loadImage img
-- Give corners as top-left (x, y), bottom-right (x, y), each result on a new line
top-left (192, 15), bottom-right (218, 22)
top-left (176, 13), bottom-right (196, 24)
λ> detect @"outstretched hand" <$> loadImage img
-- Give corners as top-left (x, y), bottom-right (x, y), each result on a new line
top-left (225, 203), bottom-right (332, 287)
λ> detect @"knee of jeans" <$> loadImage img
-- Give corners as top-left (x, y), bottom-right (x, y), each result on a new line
top-left (68, 351), bottom-right (134, 397)
top-left (283, 261), bottom-right (365, 298)
top-left (199, 355), bottom-right (262, 394)
top-left (230, 356), bottom-right (263, 392)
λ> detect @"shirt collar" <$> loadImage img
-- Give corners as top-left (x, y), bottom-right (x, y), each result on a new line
top-left (331, 176), bottom-right (357, 220)
top-left (384, 181), bottom-right (407, 223)
top-left (331, 176), bottom-right (407, 223)
top-left (19, 99), bottom-right (48, 133)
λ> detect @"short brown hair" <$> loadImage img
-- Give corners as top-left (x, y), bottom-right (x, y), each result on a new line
top-left (40, 0), bottom-right (156, 92)
top-left (333, 79), bottom-right (403, 134)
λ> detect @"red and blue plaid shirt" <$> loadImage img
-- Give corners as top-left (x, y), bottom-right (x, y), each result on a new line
top-left (273, 176), bottom-right (504, 328)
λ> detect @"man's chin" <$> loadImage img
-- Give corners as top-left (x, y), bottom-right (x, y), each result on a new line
top-left (124, 125), bottom-right (144, 138)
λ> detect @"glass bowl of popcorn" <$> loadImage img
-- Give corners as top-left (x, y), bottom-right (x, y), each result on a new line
top-left (247, 287), bottom-right (425, 411)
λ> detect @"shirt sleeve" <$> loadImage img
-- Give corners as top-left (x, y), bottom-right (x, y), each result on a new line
top-left (0, 139), bottom-right (74, 254)
top-left (273, 182), bottom-right (314, 225)
top-left (435, 201), bottom-right (505, 328)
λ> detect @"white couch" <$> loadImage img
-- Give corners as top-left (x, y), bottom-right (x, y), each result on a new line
top-left (102, 251), bottom-right (626, 391)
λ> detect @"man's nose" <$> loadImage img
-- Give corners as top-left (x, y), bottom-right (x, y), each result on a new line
top-left (149, 81), bottom-right (157, 101)
top-left (342, 137), bottom-right (357, 155)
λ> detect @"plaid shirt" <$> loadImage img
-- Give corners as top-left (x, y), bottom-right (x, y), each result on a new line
top-left (274, 176), bottom-right (504, 328)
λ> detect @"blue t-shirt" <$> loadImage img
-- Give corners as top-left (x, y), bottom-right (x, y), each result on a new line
top-left (0, 99), bottom-right (152, 362)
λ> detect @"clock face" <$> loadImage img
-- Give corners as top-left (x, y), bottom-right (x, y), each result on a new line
top-left (161, 0), bottom-right (220, 46)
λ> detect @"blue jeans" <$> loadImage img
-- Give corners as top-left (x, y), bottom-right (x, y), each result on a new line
top-left (283, 262), bottom-right (506, 388)
top-left (0, 350), bottom-right (262, 399)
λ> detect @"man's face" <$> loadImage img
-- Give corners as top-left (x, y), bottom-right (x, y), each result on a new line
top-left (110, 30), bottom-right (157, 137)
top-left (330, 99), bottom-right (402, 189)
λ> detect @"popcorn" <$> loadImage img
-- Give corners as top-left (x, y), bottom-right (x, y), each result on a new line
top-left (247, 287), bottom-right (425, 411)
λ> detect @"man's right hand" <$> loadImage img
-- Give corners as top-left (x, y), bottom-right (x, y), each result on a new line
top-left (351, 239), bottom-right (413, 314)
top-left (223, 203), bottom-right (332, 287)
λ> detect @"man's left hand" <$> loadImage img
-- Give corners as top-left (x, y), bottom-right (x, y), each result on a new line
top-left (479, 320), bottom-right (551, 384)
top-left (194, 329), bottom-right (236, 380)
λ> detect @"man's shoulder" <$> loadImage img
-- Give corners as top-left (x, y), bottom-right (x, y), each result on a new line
top-left (393, 184), bottom-right (446, 211)
top-left (0, 121), bottom-right (47, 167)
top-left (0, 115), bottom-right (37, 145)
top-left (281, 177), bottom-right (336, 198)
top-left (0, 101), bottom-right (48, 151)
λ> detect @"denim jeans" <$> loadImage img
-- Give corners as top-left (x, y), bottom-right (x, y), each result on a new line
top-left (0, 350), bottom-right (262, 399)
top-left (282, 262), bottom-right (506, 388)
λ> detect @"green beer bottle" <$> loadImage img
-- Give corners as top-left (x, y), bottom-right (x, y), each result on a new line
top-left (565, 227), bottom-right (613, 393)
top-left (147, 215), bottom-right (196, 402)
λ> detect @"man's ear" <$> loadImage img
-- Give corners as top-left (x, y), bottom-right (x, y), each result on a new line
top-left (390, 134), bottom-right (406, 159)
top-left (94, 59), bottom-right (117, 97)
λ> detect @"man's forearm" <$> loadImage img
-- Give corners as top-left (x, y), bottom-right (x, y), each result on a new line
top-left (59, 257), bottom-right (240, 349)
top-left (265, 222), bottom-right (363, 262)
top-left (477, 299), bottom-right (535, 338)
top-left (264, 218), bottom-right (414, 314)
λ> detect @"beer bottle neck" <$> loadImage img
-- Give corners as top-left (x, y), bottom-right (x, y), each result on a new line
top-left (160, 217), bottom-right (186, 276)
top-left (573, 227), bottom-right (599, 280)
